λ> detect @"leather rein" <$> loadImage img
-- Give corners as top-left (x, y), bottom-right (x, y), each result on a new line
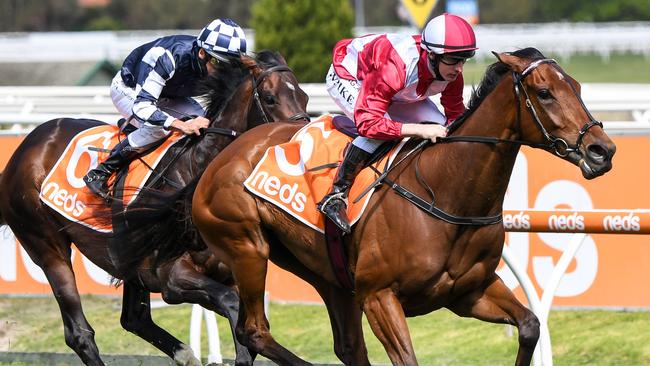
top-left (361, 58), bottom-right (603, 226)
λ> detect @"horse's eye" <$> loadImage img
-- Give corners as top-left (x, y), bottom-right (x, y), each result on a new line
top-left (537, 89), bottom-right (552, 100)
top-left (262, 94), bottom-right (276, 105)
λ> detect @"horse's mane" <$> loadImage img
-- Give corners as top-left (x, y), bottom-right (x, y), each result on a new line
top-left (198, 57), bottom-right (251, 121)
top-left (197, 50), bottom-right (286, 121)
top-left (448, 47), bottom-right (546, 133)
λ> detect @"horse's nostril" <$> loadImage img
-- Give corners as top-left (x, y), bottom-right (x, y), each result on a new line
top-left (587, 144), bottom-right (608, 164)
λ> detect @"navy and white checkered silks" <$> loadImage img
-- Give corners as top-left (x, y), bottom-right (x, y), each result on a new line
top-left (197, 18), bottom-right (247, 56)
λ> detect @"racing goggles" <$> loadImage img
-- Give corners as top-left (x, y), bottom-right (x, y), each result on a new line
top-left (439, 54), bottom-right (469, 66)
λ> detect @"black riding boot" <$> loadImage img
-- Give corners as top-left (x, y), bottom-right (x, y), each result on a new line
top-left (317, 144), bottom-right (372, 234)
top-left (83, 139), bottom-right (140, 199)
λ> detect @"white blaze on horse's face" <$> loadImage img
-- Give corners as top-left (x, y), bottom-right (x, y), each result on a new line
top-left (555, 71), bottom-right (565, 80)
top-left (285, 81), bottom-right (296, 91)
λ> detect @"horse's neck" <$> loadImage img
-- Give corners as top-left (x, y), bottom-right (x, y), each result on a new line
top-left (194, 81), bottom-right (254, 165)
top-left (165, 80), bottom-right (254, 186)
top-left (425, 86), bottom-right (520, 216)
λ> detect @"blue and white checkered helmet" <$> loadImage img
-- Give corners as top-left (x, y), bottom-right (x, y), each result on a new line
top-left (197, 18), bottom-right (247, 61)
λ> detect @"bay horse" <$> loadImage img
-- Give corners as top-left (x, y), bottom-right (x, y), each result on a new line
top-left (186, 48), bottom-right (616, 365)
top-left (0, 51), bottom-right (309, 366)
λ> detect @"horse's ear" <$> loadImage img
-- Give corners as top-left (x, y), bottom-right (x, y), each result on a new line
top-left (492, 51), bottom-right (528, 73)
top-left (276, 52), bottom-right (288, 65)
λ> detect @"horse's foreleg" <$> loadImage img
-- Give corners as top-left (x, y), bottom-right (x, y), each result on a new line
top-left (160, 256), bottom-right (254, 366)
top-left (120, 282), bottom-right (201, 366)
top-left (198, 222), bottom-right (310, 366)
top-left (228, 243), bottom-right (311, 366)
top-left (319, 284), bottom-right (369, 366)
top-left (363, 288), bottom-right (418, 366)
top-left (269, 243), bottom-right (369, 366)
top-left (448, 276), bottom-right (540, 366)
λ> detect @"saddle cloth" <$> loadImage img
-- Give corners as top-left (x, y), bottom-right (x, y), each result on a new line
top-left (39, 125), bottom-right (184, 233)
top-left (244, 114), bottom-right (405, 233)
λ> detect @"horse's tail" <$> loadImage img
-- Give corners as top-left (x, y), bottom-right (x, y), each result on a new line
top-left (110, 177), bottom-right (203, 277)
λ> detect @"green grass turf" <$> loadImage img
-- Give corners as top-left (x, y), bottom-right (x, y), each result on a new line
top-left (2, 296), bottom-right (650, 365)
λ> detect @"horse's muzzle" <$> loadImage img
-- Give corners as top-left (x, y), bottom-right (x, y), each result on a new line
top-left (572, 141), bottom-right (616, 179)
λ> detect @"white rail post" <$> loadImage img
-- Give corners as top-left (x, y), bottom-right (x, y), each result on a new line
top-left (189, 304), bottom-right (222, 363)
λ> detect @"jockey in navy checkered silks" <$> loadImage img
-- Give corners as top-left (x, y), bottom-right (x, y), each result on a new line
top-left (83, 18), bottom-right (247, 200)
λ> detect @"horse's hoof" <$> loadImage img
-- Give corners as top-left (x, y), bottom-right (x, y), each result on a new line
top-left (173, 344), bottom-right (202, 366)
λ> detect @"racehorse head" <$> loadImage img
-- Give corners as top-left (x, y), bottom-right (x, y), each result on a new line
top-left (198, 50), bottom-right (309, 134)
top-left (486, 48), bottom-right (615, 179)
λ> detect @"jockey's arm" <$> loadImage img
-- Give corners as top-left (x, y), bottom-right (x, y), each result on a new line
top-left (168, 117), bottom-right (209, 136)
top-left (353, 60), bottom-right (404, 140)
top-left (354, 59), bottom-right (447, 142)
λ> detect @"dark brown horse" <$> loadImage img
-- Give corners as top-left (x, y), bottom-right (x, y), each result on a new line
top-left (0, 51), bottom-right (308, 366)
top-left (185, 48), bottom-right (616, 365)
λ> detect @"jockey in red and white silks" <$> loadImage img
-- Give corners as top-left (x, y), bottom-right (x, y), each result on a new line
top-left (319, 13), bottom-right (478, 234)
top-left (326, 33), bottom-right (465, 139)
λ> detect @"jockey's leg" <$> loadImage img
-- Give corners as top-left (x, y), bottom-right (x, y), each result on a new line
top-left (317, 138), bottom-right (376, 234)
top-left (83, 121), bottom-right (170, 199)
top-left (83, 138), bottom-right (142, 199)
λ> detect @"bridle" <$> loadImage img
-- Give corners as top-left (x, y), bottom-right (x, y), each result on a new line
top-left (443, 58), bottom-right (603, 158)
top-left (251, 64), bottom-right (311, 124)
top-left (161, 64), bottom-right (310, 139)
top-left (511, 58), bottom-right (602, 157)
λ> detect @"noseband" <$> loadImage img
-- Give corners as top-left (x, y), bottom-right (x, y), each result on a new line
top-left (251, 65), bottom-right (311, 123)
top-left (513, 58), bottom-right (602, 157)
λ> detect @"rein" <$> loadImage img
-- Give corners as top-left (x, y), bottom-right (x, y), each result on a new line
top-left (359, 58), bottom-right (603, 226)
top-left (442, 59), bottom-right (602, 157)
top-left (355, 140), bottom-right (502, 226)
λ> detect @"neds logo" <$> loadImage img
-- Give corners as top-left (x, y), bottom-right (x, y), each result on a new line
top-left (503, 211), bottom-right (530, 230)
top-left (248, 170), bottom-right (307, 212)
top-left (41, 182), bottom-right (86, 217)
top-left (548, 212), bottom-right (584, 231)
top-left (603, 213), bottom-right (640, 232)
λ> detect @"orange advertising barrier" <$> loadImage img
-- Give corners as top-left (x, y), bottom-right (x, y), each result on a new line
top-left (503, 209), bottom-right (650, 234)
top-left (1, 134), bottom-right (650, 308)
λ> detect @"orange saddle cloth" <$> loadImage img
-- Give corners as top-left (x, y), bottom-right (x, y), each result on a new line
top-left (39, 125), bottom-right (184, 233)
top-left (243, 114), bottom-right (405, 233)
